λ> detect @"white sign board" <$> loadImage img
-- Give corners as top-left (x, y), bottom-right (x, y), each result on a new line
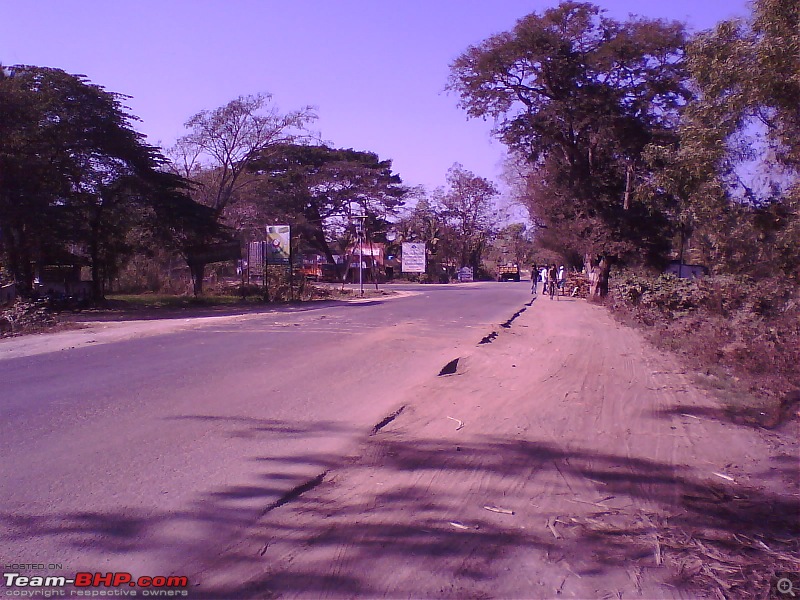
top-left (401, 242), bottom-right (426, 273)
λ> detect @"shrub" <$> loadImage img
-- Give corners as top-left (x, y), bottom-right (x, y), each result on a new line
top-left (609, 271), bottom-right (800, 403)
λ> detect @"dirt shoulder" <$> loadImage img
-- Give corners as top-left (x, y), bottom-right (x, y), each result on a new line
top-left (0, 291), bottom-right (412, 361)
top-left (198, 295), bottom-right (799, 599)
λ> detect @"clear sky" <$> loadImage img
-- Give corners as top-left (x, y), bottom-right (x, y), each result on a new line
top-left (3, 0), bottom-right (750, 195)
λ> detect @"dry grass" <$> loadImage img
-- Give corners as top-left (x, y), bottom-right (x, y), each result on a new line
top-left (565, 500), bottom-right (799, 599)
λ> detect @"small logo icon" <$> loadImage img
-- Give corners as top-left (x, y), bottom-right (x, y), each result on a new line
top-left (777, 577), bottom-right (796, 596)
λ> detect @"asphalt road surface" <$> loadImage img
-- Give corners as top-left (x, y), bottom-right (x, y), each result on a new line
top-left (0, 282), bottom-right (530, 584)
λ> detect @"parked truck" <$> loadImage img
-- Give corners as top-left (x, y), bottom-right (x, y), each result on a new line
top-left (497, 263), bottom-right (520, 282)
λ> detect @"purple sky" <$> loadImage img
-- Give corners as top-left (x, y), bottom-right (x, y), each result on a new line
top-left (3, 1), bottom-right (750, 195)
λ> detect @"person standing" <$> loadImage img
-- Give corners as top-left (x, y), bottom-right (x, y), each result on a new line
top-left (540, 265), bottom-right (549, 295)
top-left (531, 264), bottom-right (538, 295)
top-left (548, 264), bottom-right (558, 299)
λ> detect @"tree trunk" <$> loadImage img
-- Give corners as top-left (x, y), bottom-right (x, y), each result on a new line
top-left (309, 225), bottom-right (345, 281)
top-left (623, 161), bottom-right (632, 210)
top-left (597, 256), bottom-right (610, 297)
top-left (90, 232), bottom-right (104, 304)
top-left (5, 227), bottom-right (35, 296)
top-left (583, 253), bottom-right (593, 278)
top-left (585, 254), bottom-right (610, 299)
top-left (189, 261), bottom-right (206, 296)
top-left (584, 254), bottom-right (597, 298)
top-left (91, 261), bottom-right (104, 303)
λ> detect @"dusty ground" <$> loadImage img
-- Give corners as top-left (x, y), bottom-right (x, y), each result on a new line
top-left (195, 295), bottom-right (799, 599)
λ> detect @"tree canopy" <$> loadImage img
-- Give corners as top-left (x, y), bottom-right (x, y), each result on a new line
top-left (171, 93), bottom-right (317, 217)
top-left (0, 66), bottom-right (209, 300)
top-left (641, 0), bottom-right (799, 281)
top-left (448, 1), bottom-right (689, 268)
top-left (434, 163), bottom-right (499, 272)
top-left (246, 144), bottom-right (407, 267)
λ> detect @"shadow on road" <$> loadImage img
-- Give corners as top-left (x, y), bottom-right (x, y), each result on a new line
top-left (653, 402), bottom-right (799, 430)
top-left (166, 414), bottom-right (357, 439)
top-left (2, 414), bottom-right (796, 599)
top-left (64, 298), bottom-right (388, 324)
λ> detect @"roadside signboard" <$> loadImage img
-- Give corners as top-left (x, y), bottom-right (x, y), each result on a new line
top-left (401, 242), bottom-right (426, 273)
top-left (266, 225), bottom-right (290, 265)
top-left (458, 266), bottom-right (474, 282)
top-left (248, 241), bottom-right (264, 271)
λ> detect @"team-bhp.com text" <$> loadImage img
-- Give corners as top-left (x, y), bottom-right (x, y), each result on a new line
top-left (3, 573), bottom-right (189, 597)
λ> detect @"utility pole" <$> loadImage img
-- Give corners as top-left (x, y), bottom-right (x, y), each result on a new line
top-left (354, 215), bottom-right (367, 297)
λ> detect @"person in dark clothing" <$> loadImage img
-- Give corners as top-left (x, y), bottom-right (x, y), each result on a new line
top-left (548, 264), bottom-right (558, 299)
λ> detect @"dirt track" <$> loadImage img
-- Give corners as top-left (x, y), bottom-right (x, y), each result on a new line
top-left (197, 295), bottom-right (799, 599)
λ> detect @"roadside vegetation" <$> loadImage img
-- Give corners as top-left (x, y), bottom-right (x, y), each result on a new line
top-left (609, 272), bottom-right (799, 425)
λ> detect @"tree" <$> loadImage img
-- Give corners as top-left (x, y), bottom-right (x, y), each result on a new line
top-left (0, 65), bottom-right (61, 292)
top-left (489, 223), bottom-right (536, 269)
top-left (435, 164), bottom-right (498, 273)
top-left (395, 197), bottom-right (453, 280)
top-left (448, 1), bottom-right (690, 283)
top-left (645, 0), bottom-right (800, 280)
top-left (247, 144), bottom-right (407, 274)
top-left (170, 94), bottom-right (317, 294)
top-left (0, 66), bottom-right (201, 301)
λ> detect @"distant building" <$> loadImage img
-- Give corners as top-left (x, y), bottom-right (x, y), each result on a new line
top-left (34, 250), bottom-right (92, 299)
top-left (344, 242), bottom-right (385, 282)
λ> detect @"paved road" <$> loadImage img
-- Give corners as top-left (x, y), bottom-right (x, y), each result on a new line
top-left (0, 282), bottom-right (530, 582)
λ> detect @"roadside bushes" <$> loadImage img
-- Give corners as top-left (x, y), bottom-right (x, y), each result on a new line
top-left (115, 254), bottom-right (192, 295)
top-left (609, 271), bottom-right (800, 403)
top-left (0, 300), bottom-right (58, 337)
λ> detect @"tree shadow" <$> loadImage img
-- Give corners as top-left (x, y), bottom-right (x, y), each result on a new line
top-left (2, 420), bottom-right (796, 599)
top-left (654, 402), bottom-right (799, 430)
top-left (167, 414), bottom-right (356, 439)
top-left (66, 298), bottom-right (387, 324)
top-left (204, 435), bottom-right (799, 598)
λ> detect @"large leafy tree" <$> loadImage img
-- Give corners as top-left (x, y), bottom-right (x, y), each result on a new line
top-left (246, 144), bottom-right (407, 270)
top-left (0, 66), bottom-right (203, 300)
top-left (395, 197), bottom-right (455, 280)
top-left (488, 222), bottom-right (536, 270)
top-left (448, 1), bottom-right (689, 274)
top-left (664, 0), bottom-right (800, 280)
top-left (170, 94), bottom-right (316, 293)
top-left (434, 164), bottom-right (498, 273)
top-left (0, 65), bottom-right (60, 292)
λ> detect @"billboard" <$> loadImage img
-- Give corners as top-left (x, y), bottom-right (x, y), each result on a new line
top-left (401, 242), bottom-right (426, 273)
top-left (266, 225), bottom-right (290, 265)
